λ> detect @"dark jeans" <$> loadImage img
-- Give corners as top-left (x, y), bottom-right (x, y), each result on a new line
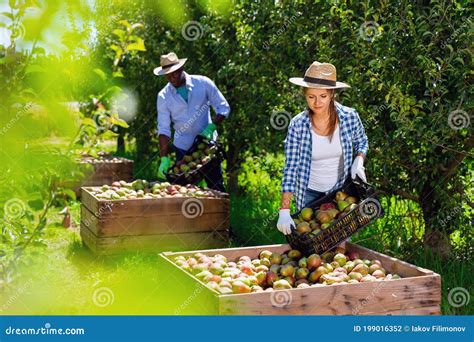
top-left (174, 145), bottom-right (226, 192)
top-left (304, 188), bottom-right (326, 207)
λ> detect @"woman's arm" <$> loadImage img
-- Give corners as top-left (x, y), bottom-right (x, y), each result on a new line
top-left (281, 192), bottom-right (293, 209)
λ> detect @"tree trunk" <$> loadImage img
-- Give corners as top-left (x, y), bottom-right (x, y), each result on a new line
top-left (116, 128), bottom-right (125, 154)
top-left (420, 181), bottom-right (451, 257)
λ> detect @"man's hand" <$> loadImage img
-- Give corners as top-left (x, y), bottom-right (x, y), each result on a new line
top-left (158, 156), bottom-right (171, 180)
top-left (199, 123), bottom-right (217, 140)
top-left (277, 209), bottom-right (295, 235)
top-left (351, 155), bottom-right (367, 182)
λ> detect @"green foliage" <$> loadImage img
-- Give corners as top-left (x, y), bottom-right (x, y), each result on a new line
top-left (97, 0), bottom-right (472, 248)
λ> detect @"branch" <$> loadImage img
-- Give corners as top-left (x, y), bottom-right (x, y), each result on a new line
top-left (375, 179), bottom-right (420, 202)
top-left (441, 134), bottom-right (474, 181)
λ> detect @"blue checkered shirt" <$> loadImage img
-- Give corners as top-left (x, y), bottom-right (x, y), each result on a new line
top-left (281, 102), bottom-right (369, 211)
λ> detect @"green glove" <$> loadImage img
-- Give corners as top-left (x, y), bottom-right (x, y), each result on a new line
top-left (199, 123), bottom-right (216, 140)
top-left (157, 156), bottom-right (171, 180)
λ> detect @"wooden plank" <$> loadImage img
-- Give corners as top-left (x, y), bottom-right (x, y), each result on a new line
top-left (81, 204), bottom-right (230, 237)
top-left (217, 274), bottom-right (441, 315)
top-left (81, 187), bottom-right (230, 219)
top-left (80, 223), bottom-right (229, 255)
top-left (379, 305), bottom-right (440, 316)
top-left (158, 254), bottom-right (219, 315)
top-left (347, 243), bottom-right (434, 277)
top-left (80, 221), bottom-right (98, 254)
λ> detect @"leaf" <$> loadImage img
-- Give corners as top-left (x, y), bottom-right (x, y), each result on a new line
top-left (0, 12), bottom-right (14, 20)
top-left (93, 68), bottom-right (107, 80)
top-left (81, 118), bottom-right (96, 127)
top-left (113, 29), bottom-right (125, 40)
top-left (118, 20), bottom-right (131, 28)
top-left (61, 188), bottom-right (77, 201)
top-left (110, 116), bottom-right (129, 128)
top-left (27, 199), bottom-right (44, 211)
top-left (126, 38), bottom-right (146, 51)
top-left (112, 70), bottom-right (124, 78)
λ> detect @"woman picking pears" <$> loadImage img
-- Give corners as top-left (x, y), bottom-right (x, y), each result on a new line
top-left (277, 62), bottom-right (369, 235)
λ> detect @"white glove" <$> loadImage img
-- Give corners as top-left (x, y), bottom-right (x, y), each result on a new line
top-left (277, 209), bottom-right (295, 235)
top-left (351, 156), bottom-right (367, 183)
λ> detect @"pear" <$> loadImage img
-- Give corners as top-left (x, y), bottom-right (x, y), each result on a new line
top-left (273, 279), bottom-right (292, 290)
top-left (298, 257), bottom-right (308, 269)
top-left (352, 263), bottom-right (369, 276)
top-left (320, 202), bottom-right (336, 210)
top-left (348, 272), bottom-right (363, 281)
top-left (335, 191), bottom-right (348, 202)
top-left (295, 268), bottom-right (309, 280)
top-left (316, 210), bottom-right (332, 224)
top-left (288, 250), bottom-right (302, 260)
top-left (307, 254), bottom-right (322, 270)
top-left (337, 200), bottom-right (349, 211)
top-left (270, 253), bottom-right (282, 265)
top-left (259, 250), bottom-right (272, 260)
top-left (231, 280), bottom-right (251, 293)
top-left (280, 264), bottom-right (295, 277)
top-left (333, 253), bottom-right (347, 267)
top-left (308, 266), bottom-right (328, 283)
top-left (345, 196), bottom-right (357, 204)
top-left (296, 221), bottom-right (311, 233)
top-left (300, 207), bottom-right (313, 221)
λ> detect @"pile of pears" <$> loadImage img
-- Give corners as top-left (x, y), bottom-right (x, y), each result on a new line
top-left (170, 142), bottom-right (217, 176)
top-left (89, 180), bottom-right (224, 200)
top-left (173, 247), bottom-right (401, 295)
top-left (294, 191), bottom-right (359, 235)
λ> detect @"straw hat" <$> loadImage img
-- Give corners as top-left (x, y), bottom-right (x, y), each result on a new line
top-left (289, 61), bottom-right (350, 89)
top-left (153, 52), bottom-right (187, 76)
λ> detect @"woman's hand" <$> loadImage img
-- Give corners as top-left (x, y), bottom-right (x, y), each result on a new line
top-left (277, 209), bottom-right (295, 235)
top-left (351, 155), bottom-right (367, 182)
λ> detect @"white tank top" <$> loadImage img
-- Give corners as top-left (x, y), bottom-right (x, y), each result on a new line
top-left (308, 125), bottom-right (344, 192)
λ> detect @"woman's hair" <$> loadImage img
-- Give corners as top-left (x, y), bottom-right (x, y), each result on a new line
top-left (304, 88), bottom-right (337, 142)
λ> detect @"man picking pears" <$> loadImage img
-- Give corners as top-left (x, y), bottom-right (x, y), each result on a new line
top-left (154, 52), bottom-right (230, 192)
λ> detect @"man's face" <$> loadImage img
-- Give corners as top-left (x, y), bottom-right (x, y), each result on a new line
top-left (166, 67), bottom-right (185, 87)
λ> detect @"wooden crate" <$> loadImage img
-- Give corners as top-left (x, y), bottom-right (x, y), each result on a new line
top-left (159, 243), bottom-right (441, 315)
top-left (74, 157), bottom-right (134, 196)
top-left (80, 187), bottom-right (230, 255)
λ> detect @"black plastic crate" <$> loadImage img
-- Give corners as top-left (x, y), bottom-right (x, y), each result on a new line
top-left (166, 136), bottom-right (225, 186)
top-left (286, 177), bottom-right (383, 256)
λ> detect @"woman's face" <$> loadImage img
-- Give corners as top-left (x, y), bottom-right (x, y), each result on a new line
top-left (304, 88), bottom-right (333, 114)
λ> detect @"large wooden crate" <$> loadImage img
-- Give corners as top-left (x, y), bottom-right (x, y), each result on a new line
top-left (80, 187), bottom-right (230, 255)
top-left (78, 156), bottom-right (134, 189)
top-left (159, 243), bottom-right (441, 315)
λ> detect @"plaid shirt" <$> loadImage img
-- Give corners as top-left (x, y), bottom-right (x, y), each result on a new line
top-left (281, 102), bottom-right (369, 211)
